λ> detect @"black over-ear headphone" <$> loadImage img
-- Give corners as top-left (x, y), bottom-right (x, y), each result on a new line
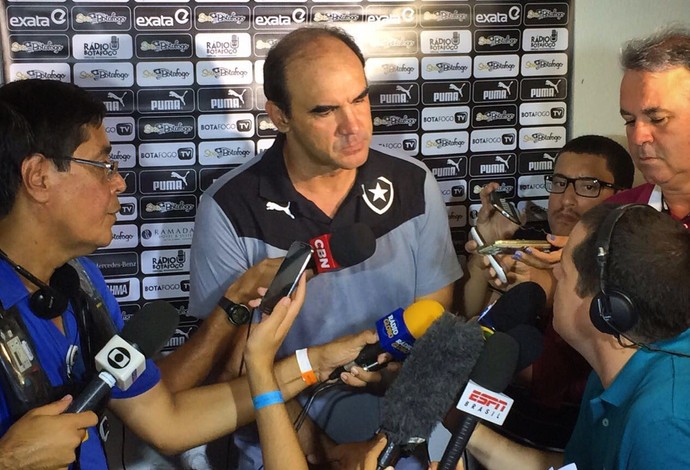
top-left (0, 248), bottom-right (68, 319)
top-left (587, 204), bottom-right (690, 359)
top-left (589, 204), bottom-right (640, 336)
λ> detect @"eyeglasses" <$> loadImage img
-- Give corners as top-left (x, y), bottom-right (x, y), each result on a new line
top-left (544, 174), bottom-right (619, 198)
top-left (54, 157), bottom-right (119, 180)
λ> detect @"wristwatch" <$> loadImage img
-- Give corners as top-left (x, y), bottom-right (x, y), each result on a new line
top-left (218, 297), bottom-right (251, 326)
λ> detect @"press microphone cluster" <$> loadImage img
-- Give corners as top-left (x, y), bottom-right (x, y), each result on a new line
top-left (328, 299), bottom-right (446, 380)
top-left (376, 313), bottom-right (486, 470)
top-left (436, 283), bottom-right (547, 470)
top-left (66, 300), bottom-right (179, 414)
top-left (308, 223), bottom-right (376, 274)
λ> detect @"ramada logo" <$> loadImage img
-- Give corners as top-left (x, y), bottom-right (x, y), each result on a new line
top-left (140, 222), bottom-right (195, 247)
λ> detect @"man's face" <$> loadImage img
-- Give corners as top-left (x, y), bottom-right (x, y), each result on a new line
top-left (276, 37), bottom-right (373, 173)
top-left (547, 152), bottom-right (617, 236)
top-left (620, 67), bottom-right (690, 189)
top-left (552, 222), bottom-right (591, 345)
top-left (49, 124), bottom-right (125, 253)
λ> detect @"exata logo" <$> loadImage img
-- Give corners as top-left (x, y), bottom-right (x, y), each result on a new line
top-left (253, 7), bottom-right (307, 29)
top-left (8, 7), bottom-right (68, 31)
top-left (474, 4), bottom-right (521, 26)
top-left (134, 7), bottom-right (191, 31)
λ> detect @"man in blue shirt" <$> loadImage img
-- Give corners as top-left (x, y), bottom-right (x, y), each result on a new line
top-left (0, 79), bottom-right (375, 469)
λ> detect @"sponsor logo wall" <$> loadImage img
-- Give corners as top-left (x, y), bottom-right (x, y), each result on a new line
top-left (1, 0), bottom-right (573, 345)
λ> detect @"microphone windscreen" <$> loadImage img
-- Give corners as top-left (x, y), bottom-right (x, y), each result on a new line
top-left (381, 313), bottom-right (484, 445)
top-left (329, 223), bottom-right (376, 267)
top-left (505, 324), bottom-right (544, 370)
top-left (469, 332), bottom-right (519, 392)
top-left (490, 282), bottom-right (546, 332)
top-left (49, 264), bottom-right (82, 297)
top-left (121, 300), bottom-right (179, 358)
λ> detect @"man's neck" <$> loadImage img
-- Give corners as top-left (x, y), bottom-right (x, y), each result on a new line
top-left (588, 337), bottom-right (637, 389)
top-left (282, 145), bottom-right (358, 219)
top-left (662, 185), bottom-right (690, 220)
top-left (0, 214), bottom-right (67, 284)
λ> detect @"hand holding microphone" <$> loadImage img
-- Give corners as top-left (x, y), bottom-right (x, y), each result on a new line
top-left (328, 299), bottom-right (446, 381)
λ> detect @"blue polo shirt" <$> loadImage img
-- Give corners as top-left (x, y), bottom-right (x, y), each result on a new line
top-left (565, 329), bottom-right (690, 469)
top-left (0, 257), bottom-right (161, 469)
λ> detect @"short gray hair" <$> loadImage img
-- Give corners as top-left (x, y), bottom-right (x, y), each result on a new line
top-left (621, 26), bottom-right (690, 72)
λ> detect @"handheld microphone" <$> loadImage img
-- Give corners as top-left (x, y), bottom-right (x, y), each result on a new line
top-left (478, 281), bottom-right (546, 334)
top-left (376, 314), bottom-right (485, 470)
top-left (308, 223), bottom-right (376, 274)
top-left (65, 301), bottom-right (179, 414)
top-left (438, 331), bottom-right (522, 470)
top-left (328, 299), bottom-right (445, 380)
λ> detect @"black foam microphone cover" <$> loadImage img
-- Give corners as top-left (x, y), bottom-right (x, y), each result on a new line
top-left (122, 300), bottom-right (179, 357)
top-left (505, 324), bottom-right (544, 370)
top-left (489, 281), bottom-right (546, 332)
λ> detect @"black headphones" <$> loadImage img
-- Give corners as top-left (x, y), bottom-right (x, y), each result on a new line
top-left (0, 248), bottom-right (69, 319)
top-left (589, 204), bottom-right (641, 336)
top-left (587, 204), bottom-right (690, 359)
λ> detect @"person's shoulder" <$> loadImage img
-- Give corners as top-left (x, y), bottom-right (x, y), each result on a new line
top-left (203, 153), bottom-right (265, 200)
top-left (364, 149), bottom-right (432, 186)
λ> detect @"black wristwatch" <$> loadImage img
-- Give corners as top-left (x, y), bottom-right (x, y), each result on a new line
top-left (218, 297), bottom-right (251, 326)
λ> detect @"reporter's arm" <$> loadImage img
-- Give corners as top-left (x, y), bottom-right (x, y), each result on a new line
top-left (466, 423), bottom-right (563, 470)
top-left (244, 278), bottom-right (309, 470)
top-left (110, 295), bottom-right (379, 454)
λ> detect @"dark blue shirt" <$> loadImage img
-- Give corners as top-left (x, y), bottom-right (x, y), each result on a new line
top-left (0, 257), bottom-right (160, 469)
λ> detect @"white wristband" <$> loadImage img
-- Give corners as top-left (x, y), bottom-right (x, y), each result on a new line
top-left (295, 348), bottom-right (317, 385)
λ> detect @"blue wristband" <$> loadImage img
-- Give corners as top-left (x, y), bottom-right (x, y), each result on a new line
top-left (252, 390), bottom-right (284, 410)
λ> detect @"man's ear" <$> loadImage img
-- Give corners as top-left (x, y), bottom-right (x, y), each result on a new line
top-left (265, 100), bottom-right (290, 134)
top-left (20, 154), bottom-right (53, 204)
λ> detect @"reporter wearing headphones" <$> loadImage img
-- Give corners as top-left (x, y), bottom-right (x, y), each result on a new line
top-left (451, 204), bottom-right (690, 470)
